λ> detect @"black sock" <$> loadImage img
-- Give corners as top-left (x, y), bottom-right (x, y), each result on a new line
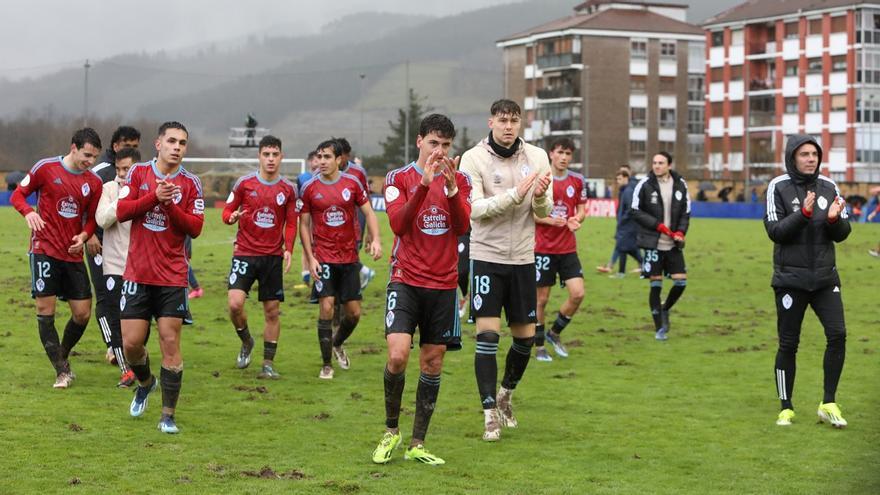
top-left (318, 319), bottom-right (332, 365)
top-left (236, 326), bottom-right (253, 346)
top-left (550, 312), bottom-right (572, 335)
top-left (129, 354), bottom-right (152, 383)
top-left (475, 332), bottom-right (499, 409)
top-left (264, 341), bottom-right (277, 363)
top-left (61, 318), bottom-right (87, 360)
top-left (384, 367), bottom-right (406, 429)
top-left (775, 352), bottom-right (796, 410)
top-left (501, 336), bottom-right (534, 390)
top-left (160, 366), bottom-right (183, 412)
top-left (663, 279), bottom-right (687, 311)
top-left (412, 372), bottom-right (441, 442)
top-left (333, 316), bottom-right (358, 347)
top-left (649, 281), bottom-right (663, 330)
top-left (534, 324), bottom-right (546, 347)
top-left (37, 314), bottom-right (65, 374)
top-left (823, 333), bottom-right (846, 404)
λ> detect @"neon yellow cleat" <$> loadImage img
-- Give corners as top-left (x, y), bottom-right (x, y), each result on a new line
top-left (404, 444), bottom-right (446, 465)
top-left (818, 402), bottom-right (847, 428)
top-left (371, 431), bottom-right (401, 464)
top-left (776, 409), bottom-right (795, 426)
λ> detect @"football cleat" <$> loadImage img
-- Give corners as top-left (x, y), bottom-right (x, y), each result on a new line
top-left (482, 408), bottom-right (501, 442)
top-left (157, 414), bottom-right (180, 434)
top-left (535, 347), bottom-right (553, 362)
top-left (236, 338), bottom-right (254, 369)
top-left (130, 377), bottom-right (158, 417)
top-left (404, 444), bottom-right (445, 465)
top-left (53, 372), bottom-right (73, 389)
top-left (817, 402), bottom-right (847, 428)
top-left (319, 365), bottom-right (334, 380)
top-left (545, 331), bottom-right (569, 358)
top-left (333, 345), bottom-right (350, 370)
top-left (655, 327), bottom-right (669, 341)
top-left (496, 387), bottom-right (517, 428)
top-left (371, 431), bottom-right (401, 464)
top-left (360, 267), bottom-right (376, 291)
top-left (257, 364), bottom-right (281, 380)
top-left (776, 409), bottom-right (795, 426)
top-left (117, 369), bottom-right (136, 388)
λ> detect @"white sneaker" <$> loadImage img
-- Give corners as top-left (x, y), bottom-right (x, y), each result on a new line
top-left (53, 372), bottom-right (73, 389)
top-left (319, 365), bottom-right (334, 380)
top-left (482, 408), bottom-right (501, 441)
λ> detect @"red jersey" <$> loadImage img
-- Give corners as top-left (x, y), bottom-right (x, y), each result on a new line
top-left (343, 161), bottom-right (369, 241)
top-left (384, 163), bottom-right (472, 289)
top-left (117, 160), bottom-right (205, 287)
top-left (535, 171), bottom-right (587, 254)
top-left (222, 173), bottom-right (298, 256)
top-left (11, 156), bottom-right (103, 262)
top-left (298, 172), bottom-right (368, 264)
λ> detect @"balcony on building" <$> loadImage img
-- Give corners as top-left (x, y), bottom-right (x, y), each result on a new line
top-left (535, 36), bottom-right (582, 70)
top-left (536, 73), bottom-right (581, 100)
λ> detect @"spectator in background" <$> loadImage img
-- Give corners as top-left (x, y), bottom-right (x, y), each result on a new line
top-left (610, 168), bottom-right (642, 278)
top-left (597, 165), bottom-right (636, 274)
top-left (718, 185), bottom-right (733, 202)
top-left (751, 187), bottom-right (759, 203)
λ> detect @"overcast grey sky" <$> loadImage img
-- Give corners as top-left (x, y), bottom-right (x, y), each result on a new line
top-left (0, 0), bottom-right (517, 78)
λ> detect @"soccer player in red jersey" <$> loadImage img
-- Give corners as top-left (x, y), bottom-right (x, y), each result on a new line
top-left (533, 138), bottom-right (586, 362)
top-left (223, 135), bottom-right (298, 379)
top-left (299, 139), bottom-right (382, 379)
top-left (11, 128), bottom-right (104, 389)
top-left (371, 114), bottom-right (471, 465)
top-left (116, 122), bottom-right (205, 434)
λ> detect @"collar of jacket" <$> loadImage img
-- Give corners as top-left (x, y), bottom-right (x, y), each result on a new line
top-left (648, 169), bottom-right (681, 186)
top-left (486, 133), bottom-right (522, 159)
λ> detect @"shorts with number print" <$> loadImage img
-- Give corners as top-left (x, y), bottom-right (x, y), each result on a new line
top-left (642, 247), bottom-right (687, 277)
top-left (119, 280), bottom-right (191, 322)
top-left (227, 255), bottom-right (285, 302)
top-left (469, 259), bottom-right (537, 324)
top-left (385, 282), bottom-right (461, 350)
top-left (29, 253), bottom-right (91, 300)
top-left (313, 262), bottom-right (362, 303)
top-left (535, 252), bottom-right (583, 288)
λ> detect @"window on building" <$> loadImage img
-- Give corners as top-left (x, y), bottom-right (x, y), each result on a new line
top-left (630, 140), bottom-right (646, 155)
top-left (688, 75), bottom-right (704, 102)
top-left (688, 140), bottom-right (704, 167)
top-left (661, 41), bottom-right (676, 58)
top-left (831, 94), bottom-right (847, 111)
top-left (785, 61), bottom-right (798, 76)
top-left (711, 102), bottom-right (723, 116)
top-left (688, 106), bottom-right (705, 134)
top-left (659, 108), bottom-right (676, 128)
top-left (730, 100), bottom-right (743, 116)
top-left (857, 51), bottom-right (880, 83)
top-left (831, 15), bottom-right (847, 33)
top-left (784, 98), bottom-right (798, 114)
top-left (631, 76), bottom-right (647, 93)
top-left (808, 18), bottom-right (823, 35)
top-left (659, 77), bottom-right (676, 93)
top-left (785, 22), bottom-right (799, 39)
top-left (830, 133), bottom-right (847, 148)
top-left (658, 141), bottom-right (676, 153)
top-left (631, 40), bottom-right (647, 59)
top-left (711, 31), bottom-right (723, 46)
top-left (831, 55), bottom-right (846, 72)
top-left (711, 67), bottom-right (723, 81)
top-left (807, 58), bottom-right (823, 74)
top-left (630, 107), bottom-right (647, 127)
top-left (731, 30), bottom-right (744, 46)
top-left (808, 96), bottom-right (822, 113)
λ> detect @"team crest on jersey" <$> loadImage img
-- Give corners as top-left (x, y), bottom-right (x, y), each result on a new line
top-left (551, 202), bottom-right (568, 218)
top-left (782, 293), bottom-right (792, 310)
top-left (324, 205), bottom-right (346, 227)
top-left (143, 205), bottom-right (168, 232)
top-left (566, 185), bottom-right (575, 198)
top-left (473, 294), bottom-right (483, 311)
top-left (172, 190), bottom-right (183, 204)
top-left (276, 192), bottom-right (286, 206)
top-left (385, 185), bottom-right (400, 203)
top-left (418, 205), bottom-right (450, 236)
top-left (817, 196), bottom-right (828, 210)
top-left (106, 277), bottom-right (115, 291)
top-left (81, 183), bottom-right (90, 197)
top-left (254, 207), bottom-right (276, 228)
top-left (295, 199), bottom-right (304, 212)
top-left (35, 279), bottom-right (45, 292)
top-left (675, 190), bottom-right (683, 201)
top-left (493, 172), bottom-right (502, 185)
top-left (342, 188), bottom-right (351, 202)
top-left (521, 165), bottom-right (531, 178)
top-left (57, 195), bottom-right (79, 219)
top-left (385, 310), bottom-right (395, 327)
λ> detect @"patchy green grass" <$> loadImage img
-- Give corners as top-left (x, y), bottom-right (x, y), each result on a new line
top-left (0, 208), bottom-right (877, 494)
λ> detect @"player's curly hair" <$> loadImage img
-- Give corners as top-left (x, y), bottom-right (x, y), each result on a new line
top-left (418, 114), bottom-right (456, 139)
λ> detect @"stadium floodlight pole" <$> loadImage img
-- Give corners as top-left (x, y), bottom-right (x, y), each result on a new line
top-left (404, 60), bottom-right (410, 165)
top-left (359, 73), bottom-right (366, 152)
top-left (82, 59), bottom-right (91, 127)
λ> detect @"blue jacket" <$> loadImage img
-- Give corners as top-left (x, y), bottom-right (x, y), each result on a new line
top-left (615, 180), bottom-right (638, 252)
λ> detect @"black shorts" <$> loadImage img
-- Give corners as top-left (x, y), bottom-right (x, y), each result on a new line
top-left (227, 255), bottom-right (285, 302)
top-left (385, 282), bottom-right (461, 350)
top-left (535, 252), bottom-right (583, 287)
top-left (119, 281), bottom-right (191, 322)
top-left (30, 253), bottom-right (91, 300)
top-left (313, 262), bottom-right (362, 303)
top-left (643, 247), bottom-right (687, 277)
top-left (469, 260), bottom-right (537, 324)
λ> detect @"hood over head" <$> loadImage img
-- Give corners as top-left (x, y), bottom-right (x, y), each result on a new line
top-left (784, 134), bottom-right (822, 185)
